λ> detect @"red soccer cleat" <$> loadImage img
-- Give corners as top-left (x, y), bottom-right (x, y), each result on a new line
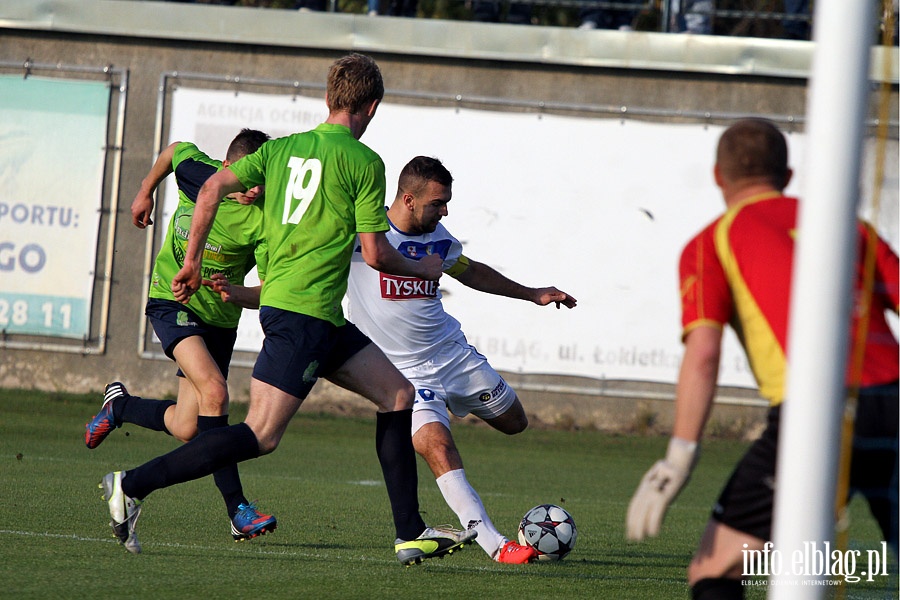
top-left (496, 540), bottom-right (538, 564)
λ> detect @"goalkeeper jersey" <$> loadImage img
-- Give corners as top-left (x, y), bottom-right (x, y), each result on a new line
top-left (679, 192), bottom-right (899, 405)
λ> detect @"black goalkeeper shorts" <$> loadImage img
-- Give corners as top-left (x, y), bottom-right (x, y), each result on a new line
top-left (712, 381), bottom-right (898, 546)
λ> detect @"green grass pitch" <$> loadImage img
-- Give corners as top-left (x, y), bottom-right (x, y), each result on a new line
top-left (1, 388), bottom-right (895, 599)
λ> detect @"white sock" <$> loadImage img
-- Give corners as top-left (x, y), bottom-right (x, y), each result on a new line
top-left (436, 468), bottom-right (507, 559)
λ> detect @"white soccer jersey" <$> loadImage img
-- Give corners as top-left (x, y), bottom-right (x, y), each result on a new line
top-left (347, 217), bottom-right (466, 369)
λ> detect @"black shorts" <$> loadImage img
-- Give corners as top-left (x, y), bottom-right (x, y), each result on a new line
top-left (713, 382), bottom-right (899, 546)
top-left (145, 298), bottom-right (237, 379)
top-left (711, 405), bottom-right (779, 540)
top-left (848, 381), bottom-right (898, 549)
top-left (252, 306), bottom-right (371, 399)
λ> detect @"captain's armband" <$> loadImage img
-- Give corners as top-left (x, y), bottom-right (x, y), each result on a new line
top-left (444, 254), bottom-right (470, 278)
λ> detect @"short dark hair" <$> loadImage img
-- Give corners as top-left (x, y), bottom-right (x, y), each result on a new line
top-left (225, 128), bottom-right (270, 163)
top-left (397, 156), bottom-right (453, 196)
top-left (716, 118), bottom-right (789, 190)
top-left (326, 53), bottom-right (385, 115)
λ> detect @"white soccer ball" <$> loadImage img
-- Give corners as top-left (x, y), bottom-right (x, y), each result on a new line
top-left (517, 503), bottom-right (577, 561)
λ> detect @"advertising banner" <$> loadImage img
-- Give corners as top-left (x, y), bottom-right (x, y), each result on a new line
top-left (165, 86), bottom-right (898, 388)
top-left (0, 75), bottom-right (110, 339)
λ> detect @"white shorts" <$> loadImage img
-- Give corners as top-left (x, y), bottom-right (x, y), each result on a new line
top-left (406, 338), bottom-right (517, 435)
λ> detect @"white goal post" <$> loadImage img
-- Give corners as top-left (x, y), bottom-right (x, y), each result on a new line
top-left (770, 0), bottom-right (879, 598)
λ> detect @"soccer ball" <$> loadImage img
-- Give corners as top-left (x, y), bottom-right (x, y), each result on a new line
top-left (517, 504), bottom-right (577, 561)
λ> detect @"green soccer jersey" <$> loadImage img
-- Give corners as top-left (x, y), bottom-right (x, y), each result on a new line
top-left (149, 142), bottom-right (267, 328)
top-left (229, 123), bottom-right (389, 326)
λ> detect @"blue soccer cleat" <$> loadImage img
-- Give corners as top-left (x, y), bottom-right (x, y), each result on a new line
top-left (231, 502), bottom-right (277, 541)
top-left (85, 382), bottom-right (128, 449)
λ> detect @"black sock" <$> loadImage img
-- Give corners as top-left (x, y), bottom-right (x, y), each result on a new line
top-left (122, 422), bottom-right (260, 501)
top-left (375, 409), bottom-right (426, 541)
top-left (692, 577), bottom-right (743, 600)
top-left (198, 415), bottom-right (248, 519)
top-left (117, 395), bottom-right (176, 434)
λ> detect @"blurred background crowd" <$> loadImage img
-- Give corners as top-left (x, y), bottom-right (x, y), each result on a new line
top-left (159, 0), bottom-right (898, 43)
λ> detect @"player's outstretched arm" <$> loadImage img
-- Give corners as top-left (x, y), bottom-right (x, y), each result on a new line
top-left (625, 325), bottom-right (721, 541)
top-left (535, 287), bottom-right (578, 309)
top-left (132, 142), bottom-right (179, 229)
top-left (452, 259), bottom-right (577, 308)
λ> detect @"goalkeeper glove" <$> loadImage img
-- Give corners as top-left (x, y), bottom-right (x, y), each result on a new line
top-left (625, 437), bottom-right (699, 541)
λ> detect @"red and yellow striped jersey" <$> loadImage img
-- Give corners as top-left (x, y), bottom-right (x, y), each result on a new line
top-left (679, 193), bottom-right (899, 405)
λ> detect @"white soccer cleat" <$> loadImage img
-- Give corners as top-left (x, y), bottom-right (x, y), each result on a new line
top-left (99, 471), bottom-right (143, 554)
top-left (394, 525), bottom-right (478, 566)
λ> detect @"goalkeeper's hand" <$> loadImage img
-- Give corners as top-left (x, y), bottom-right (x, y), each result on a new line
top-left (626, 437), bottom-right (699, 541)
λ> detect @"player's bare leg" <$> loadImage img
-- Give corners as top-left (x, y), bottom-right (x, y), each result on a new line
top-left (85, 336), bottom-right (217, 447)
top-left (172, 336), bottom-right (229, 417)
top-left (482, 396), bottom-right (528, 435)
top-left (326, 342), bottom-right (415, 412)
top-left (243, 378), bottom-right (304, 455)
top-left (174, 338), bottom-right (275, 540)
top-left (688, 519), bottom-right (763, 597)
top-left (158, 377), bottom-right (200, 442)
top-left (414, 421), bottom-right (464, 477)
top-left (414, 416), bottom-right (535, 563)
